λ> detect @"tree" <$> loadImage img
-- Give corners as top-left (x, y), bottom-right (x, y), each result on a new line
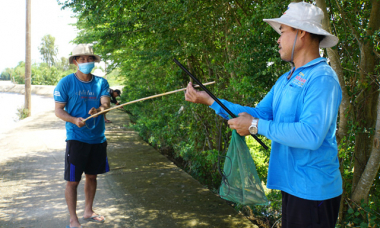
top-left (55, 56), bottom-right (73, 71)
top-left (5, 67), bottom-right (15, 82)
top-left (13, 61), bottom-right (26, 84)
top-left (38, 34), bottom-right (58, 67)
top-left (0, 69), bottom-right (11, 80)
top-left (336, 0), bottom-right (380, 204)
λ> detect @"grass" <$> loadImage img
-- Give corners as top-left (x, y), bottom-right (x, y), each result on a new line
top-left (17, 107), bottom-right (29, 120)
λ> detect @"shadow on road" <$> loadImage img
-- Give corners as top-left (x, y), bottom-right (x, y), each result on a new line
top-left (0, 109), bottom-right (257, 228)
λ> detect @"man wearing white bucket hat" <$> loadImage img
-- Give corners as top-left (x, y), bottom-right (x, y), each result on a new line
top-left (54, 44), bottom-right (111, 227)
top-left (185, 2), bottom-right (342, 227)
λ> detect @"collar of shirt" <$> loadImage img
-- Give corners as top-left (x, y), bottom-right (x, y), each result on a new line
top-left (286, 57), bottom-right (327, 80)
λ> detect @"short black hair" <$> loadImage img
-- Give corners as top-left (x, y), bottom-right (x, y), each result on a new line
top-left (310, 33), bottom-right (325, 43)
top-left (114, 89), bottom-right (121, 96)
top-left (75, 56), bottom-right (96, 60)
top-left (288, 27), bottom-right (325, 44)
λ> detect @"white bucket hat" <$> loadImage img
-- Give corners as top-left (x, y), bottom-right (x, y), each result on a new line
top-left (69, 44), bottom-right (101, 64)
top-left (263, 2), bottom-right (338, 48)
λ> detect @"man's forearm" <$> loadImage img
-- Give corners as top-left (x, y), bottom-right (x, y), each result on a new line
top-left (96, 103), bottom-right (110, 113)
top-left (97, 96), bottom-right (111, 113)
top-left (55, 108), bottom-right (77, 125)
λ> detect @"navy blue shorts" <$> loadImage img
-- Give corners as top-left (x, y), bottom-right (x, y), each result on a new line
top-left (64, 140), bottom-right (110, 182)
top-left (281, 191), bottom-right (341, 228)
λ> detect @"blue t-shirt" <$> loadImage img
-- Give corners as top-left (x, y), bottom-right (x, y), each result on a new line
top-left (54, 73), bottom-right (110, 144)
top-left (210, 58), bottom-right (343, 201)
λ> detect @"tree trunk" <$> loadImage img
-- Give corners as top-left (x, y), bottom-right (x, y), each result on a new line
top-left (351, 0), bottom-right (380, 203)
top-left (351, 91), bottom-right (380, 203)
top-left (352, 60), bottom-right (378, 199)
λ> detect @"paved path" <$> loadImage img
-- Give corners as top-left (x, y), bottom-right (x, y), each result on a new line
top-left (0, 107), bottom-right (257, 227)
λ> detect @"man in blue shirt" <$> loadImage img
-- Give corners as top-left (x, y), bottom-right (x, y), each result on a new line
top-left (185, 2), bottom-right (342, 228)
top-left (54, 44), bottom-right (110, 228)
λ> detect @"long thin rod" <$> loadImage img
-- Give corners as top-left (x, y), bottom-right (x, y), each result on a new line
top-left (174, 59), bottom-right (235, 117)
top-left (83, 81), bottom-right (215, 122)
top-left (173, 58), bottom-right (268, 150)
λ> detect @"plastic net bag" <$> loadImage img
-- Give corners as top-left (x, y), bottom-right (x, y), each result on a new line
top-left (219, 130), bottom-right (268, 205)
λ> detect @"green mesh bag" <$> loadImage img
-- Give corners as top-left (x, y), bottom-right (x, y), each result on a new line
top-left (219, 130), bottom-right (268, 205)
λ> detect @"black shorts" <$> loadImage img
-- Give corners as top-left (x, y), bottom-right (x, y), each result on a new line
top-left (64, 140), bottom-right (110, 182)
top-left (281, 191), bottom-right (341, 228)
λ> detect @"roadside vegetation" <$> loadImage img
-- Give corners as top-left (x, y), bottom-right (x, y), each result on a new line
top-left (16, 107), bottom-right (29, 120)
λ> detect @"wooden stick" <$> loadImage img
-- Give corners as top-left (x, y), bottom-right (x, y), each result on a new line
top-left (83, 81), bottom-right (215, 122)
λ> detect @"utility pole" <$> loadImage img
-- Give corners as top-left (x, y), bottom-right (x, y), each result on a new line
top-left (25, 0), bottom-right (32, 117)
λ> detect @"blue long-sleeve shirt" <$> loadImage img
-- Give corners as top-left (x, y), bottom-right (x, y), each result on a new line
top-left (210, 57), bottom-right (343, 200)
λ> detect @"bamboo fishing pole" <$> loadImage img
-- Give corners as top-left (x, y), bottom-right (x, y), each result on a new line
top-left (83, 81), bottom-right (215, 122)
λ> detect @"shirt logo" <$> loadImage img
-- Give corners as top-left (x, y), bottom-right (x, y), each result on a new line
top-left (292, 73), bottom-right (307, 87)
top-left (75, 90), bottom-right (97, 100)
top-left (54, 91), bottom-right (61, 97)
top-left (76, 90), bottom-right (95, 96)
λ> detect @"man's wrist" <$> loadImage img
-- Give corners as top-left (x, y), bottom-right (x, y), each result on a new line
top-left (207, 97), bottom-right (215, 106)
top-left (99, 104), bottom-right (110, 112)
top-left (97, 107), bottom-right (105, 112)
top-left (248, 118), bottom-right (259, 135)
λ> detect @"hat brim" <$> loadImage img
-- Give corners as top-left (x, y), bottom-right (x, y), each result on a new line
top-left (263, 18), bottom-right (339, 48)
top-left (69, 54), bottom-right (101, 64)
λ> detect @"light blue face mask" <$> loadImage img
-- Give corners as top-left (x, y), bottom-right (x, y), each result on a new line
top-left (77, 61), bottom-right (95, 74)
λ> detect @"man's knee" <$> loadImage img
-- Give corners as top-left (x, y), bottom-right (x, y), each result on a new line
top-left (85, 174), bottom-right (97, 181)
top-left (66, 181), bottom-right (80, 188)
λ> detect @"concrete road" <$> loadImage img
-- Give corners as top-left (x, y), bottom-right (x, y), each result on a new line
top-left (0, 103), bottom-right (257, 227)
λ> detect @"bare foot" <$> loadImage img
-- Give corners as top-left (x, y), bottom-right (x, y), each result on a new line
top-left (69, 218), bottom-right (81, 227)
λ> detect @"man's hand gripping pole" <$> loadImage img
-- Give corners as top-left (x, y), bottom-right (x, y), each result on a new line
top-left (173, 58), bottom-right (269, 150)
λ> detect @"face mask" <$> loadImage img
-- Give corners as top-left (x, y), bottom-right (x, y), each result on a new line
top-left (77, 61), bottom-right (95, 74)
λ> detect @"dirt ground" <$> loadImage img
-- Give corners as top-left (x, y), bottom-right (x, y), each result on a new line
top-left (0, 100), bottom-right (257, 227)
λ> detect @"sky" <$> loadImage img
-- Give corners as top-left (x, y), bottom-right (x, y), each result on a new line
top-left (0, 0), bottom-right (78, 73)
